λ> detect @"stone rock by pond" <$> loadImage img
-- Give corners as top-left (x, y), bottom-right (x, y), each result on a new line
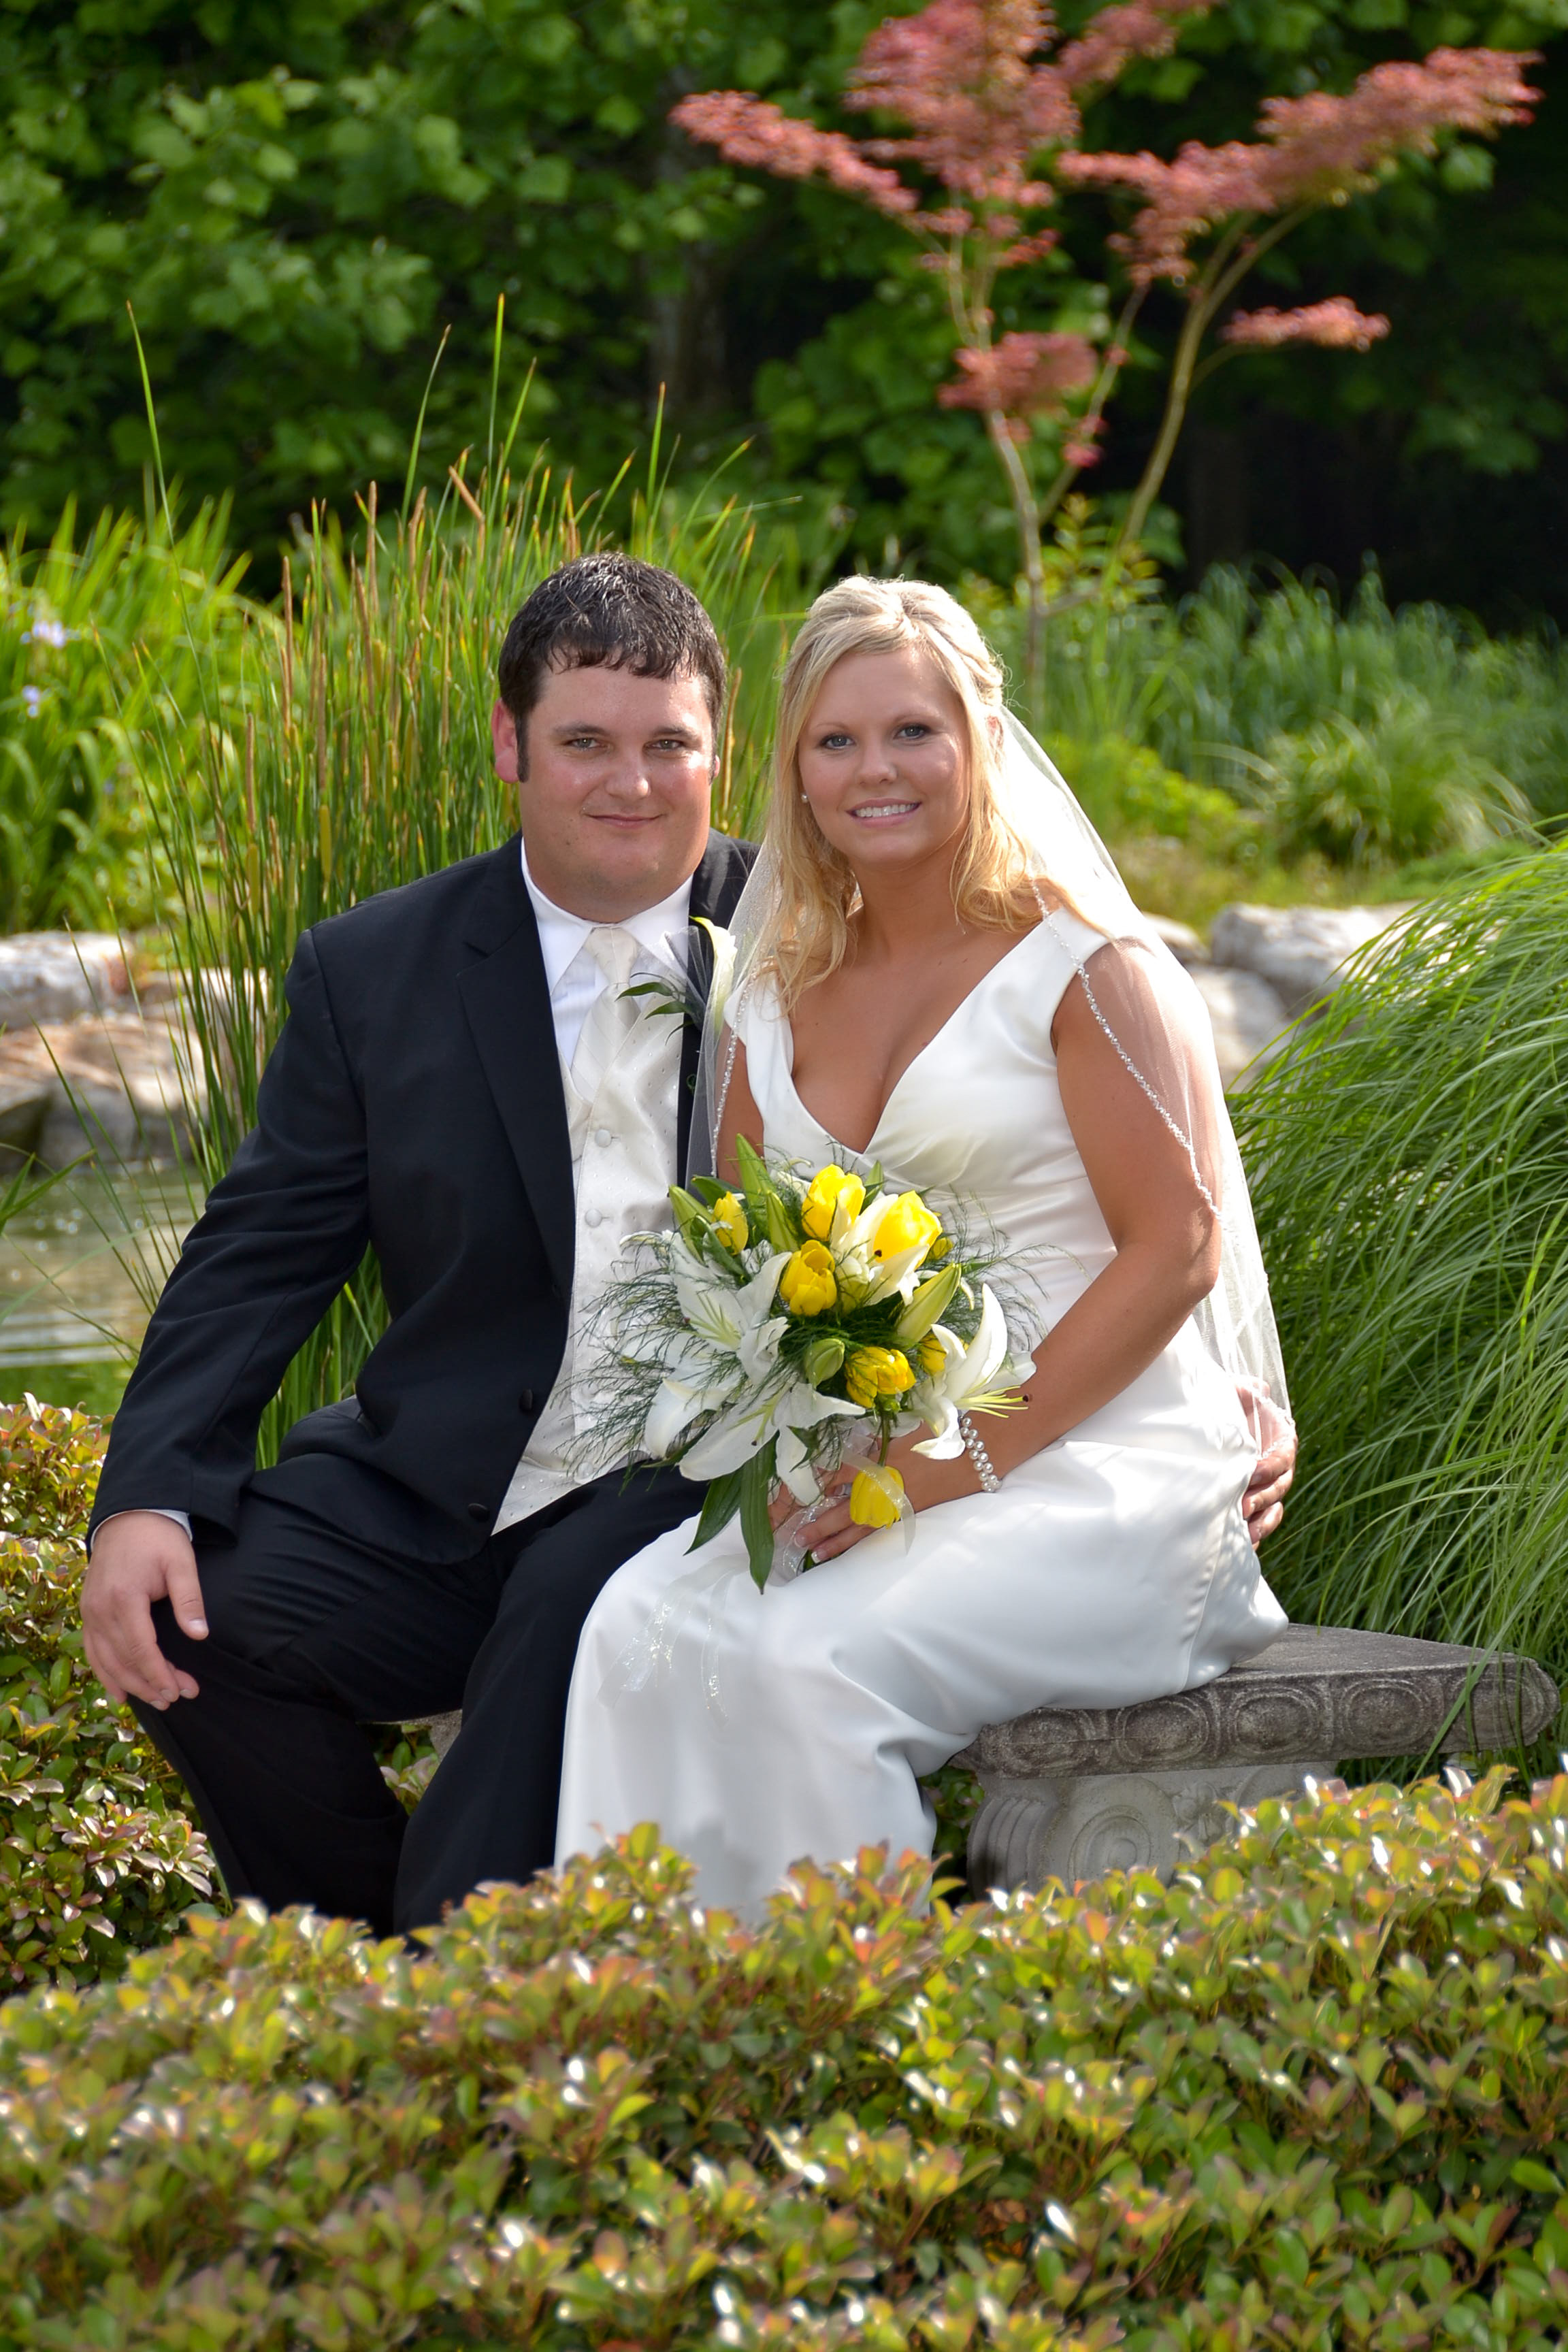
top-left (0, 934), bottom-right (129, 1030)
top-left (1209, 902), bottom-right (1415, 1019)
top-left (1186, 964), bottom-right (1292, 1088)
top-left (0, 1016), bottom-right (198, 1166)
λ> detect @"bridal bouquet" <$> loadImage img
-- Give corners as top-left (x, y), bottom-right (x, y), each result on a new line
top-left (585, 1139), bottom-right (1034, 1588)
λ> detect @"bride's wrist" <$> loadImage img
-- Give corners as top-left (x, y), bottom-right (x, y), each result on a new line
top-left (960, 1414), bottom-right (1002, 1494)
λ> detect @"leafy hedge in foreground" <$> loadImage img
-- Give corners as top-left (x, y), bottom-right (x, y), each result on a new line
top-left (3, 1772), bottom-right (1568, 2350)
top-left (0, 1399), bottom-right (214, 1989)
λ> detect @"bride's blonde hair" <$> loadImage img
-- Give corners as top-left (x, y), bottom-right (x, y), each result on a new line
top-left (761, 576), bottom-right (1042, 1008)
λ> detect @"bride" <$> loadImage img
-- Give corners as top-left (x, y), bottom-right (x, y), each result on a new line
top-left (555, 576), bottom-right (1288, 1912)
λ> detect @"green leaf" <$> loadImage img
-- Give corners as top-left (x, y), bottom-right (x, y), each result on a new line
top-left (1510, 2157), bottom-right (1562, 2195)
top-left (740, 1442), bottom-right (777, 1591)
top-left (688, 1469), bottom-right (744, 1552)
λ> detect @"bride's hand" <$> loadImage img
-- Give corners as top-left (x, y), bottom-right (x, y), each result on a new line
top-left (771, 1432), bottom-right (981, 1564)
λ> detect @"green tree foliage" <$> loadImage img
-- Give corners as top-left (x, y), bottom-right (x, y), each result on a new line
top-left (1, 1), bottom-right (1564, 603)
top-left (0, 0), bottom-right (832, 555)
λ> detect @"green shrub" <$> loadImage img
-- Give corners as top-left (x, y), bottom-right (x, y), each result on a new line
top-left (0, 498), bottom-right (259, 929)
top-left (1153, 566), bottom-right (1568, 830)
top-left (1044, 732), bottom-right (1258, 862)
top-left (0, 1397), bottom-right (215, 1989)
top-left (3, 1771), bottom-right (1568, 2347)
top-left (1237, 696), bottom-right (1533, 868)
top-left (1235, 849), bottom-right (1568, 1693)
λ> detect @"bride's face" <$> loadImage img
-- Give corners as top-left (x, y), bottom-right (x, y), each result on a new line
top-left (796, 646), bottom-right (971, 877)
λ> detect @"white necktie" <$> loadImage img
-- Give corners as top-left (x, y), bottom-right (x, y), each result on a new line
top-left (568, 925), bottom-right (640, 1105)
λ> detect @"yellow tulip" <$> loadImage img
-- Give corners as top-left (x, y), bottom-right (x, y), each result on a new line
top-left (779, 1241), bottom-right (838, 1317)
top-left (845, 1345), bottom-right (916, 1407)
top-left (802, 1164), bottom-right (865, 1242)
top-left (850, 1465), bottom-right (906, 1529)
top-left (871, 1190), bottom-right (943, 1264)
top-left (915, 1331), bottom-right (947, 1377)
top-left (711, 1191), bottom-right (748, 1252)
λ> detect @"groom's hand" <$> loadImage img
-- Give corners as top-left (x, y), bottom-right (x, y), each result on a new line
top-left (82, 1514), bottom-right (209, 1710)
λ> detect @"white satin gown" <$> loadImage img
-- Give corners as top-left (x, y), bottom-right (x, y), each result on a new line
top-left (555, 913), bottom-right (1286, 1912)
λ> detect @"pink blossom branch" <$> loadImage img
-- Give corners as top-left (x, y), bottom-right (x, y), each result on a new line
top-left (939, 329), bottom-right (1097, 429)
top-left (1058, 0), bottom-right (1215, 94)
top-left (848, 0), bottom-right (1078, 208)
top-left (1060, 48), bottom-right (1539, 284)
top-left (1222, 298), bottom-right (1390, 350)
top-left (670, 92), bottom-right (915, 218)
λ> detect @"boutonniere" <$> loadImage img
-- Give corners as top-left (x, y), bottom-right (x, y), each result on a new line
top-left (619, 918), bottom-right (738, 1031)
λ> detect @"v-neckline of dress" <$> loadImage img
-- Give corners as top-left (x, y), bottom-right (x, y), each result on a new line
top-left (781, 917), bottom-right (1052, 1159)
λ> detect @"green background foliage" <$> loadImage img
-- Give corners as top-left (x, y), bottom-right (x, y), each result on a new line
top-left (1, 0), bottom-right (1567, 612)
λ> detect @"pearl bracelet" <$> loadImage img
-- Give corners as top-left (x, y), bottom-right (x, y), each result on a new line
top-left (960, 1413), bottom-right (1002, 1494)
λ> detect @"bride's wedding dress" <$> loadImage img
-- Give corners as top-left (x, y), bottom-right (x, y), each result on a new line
top-left (555, 910), bottom-right (1286, 1913)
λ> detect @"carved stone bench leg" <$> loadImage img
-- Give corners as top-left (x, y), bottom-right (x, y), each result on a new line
top-left (967, 1759), bottom-right (1338, 1896)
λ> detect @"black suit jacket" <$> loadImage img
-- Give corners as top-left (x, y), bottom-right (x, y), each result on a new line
top-left (89, 831), bottom-right (755, 1562)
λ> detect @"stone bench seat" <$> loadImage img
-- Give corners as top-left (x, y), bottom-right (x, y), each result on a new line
top-left (402, 1624), bottom-right (1558, 1898)
top-left (957, 1623), bottom-right (1558, 1894)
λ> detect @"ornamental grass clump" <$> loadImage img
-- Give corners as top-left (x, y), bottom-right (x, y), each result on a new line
top-left (0, 1398), bottom-right (214, 1990)
top-left (1235, 848), bottom-right (1568, 1691)
top-left (5, 1771), bottom-right (1568, 2345)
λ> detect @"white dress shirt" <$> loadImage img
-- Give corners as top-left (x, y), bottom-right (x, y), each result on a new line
top-left (100, 843), bottom-right (695, 1552)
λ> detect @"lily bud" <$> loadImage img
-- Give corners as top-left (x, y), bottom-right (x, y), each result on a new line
top-left (764, 1192), bottom-right (797, 1253)
top-left (668, 1186), bottom-right (705, 1245)
top-left (895, 1262), bottom-right (962, 1345)
top-left (802, 1333), bottom-right (847, 1386)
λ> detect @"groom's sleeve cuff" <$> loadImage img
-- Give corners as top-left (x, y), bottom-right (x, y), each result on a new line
top-left (88, 1507), bottom-right (194, 1556)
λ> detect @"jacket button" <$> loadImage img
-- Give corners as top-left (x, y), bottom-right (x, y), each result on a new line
top-left (467, 1502), bottom-right (489, 1523)
top-left (519, 1388), bottom-right (535, 1411)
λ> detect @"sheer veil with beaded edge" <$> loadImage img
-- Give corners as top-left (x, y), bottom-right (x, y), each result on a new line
top-left (690, 707), bottom-right (1292, 1446)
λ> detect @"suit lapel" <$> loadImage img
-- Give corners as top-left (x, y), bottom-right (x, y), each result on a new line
top-left (457, 840), bottom-right (576, 1303)
top-left (679, 832), bottom-right (755, 1176)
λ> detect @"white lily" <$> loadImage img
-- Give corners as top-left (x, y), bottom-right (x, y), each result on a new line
top-left (909, 1286), bottom-right (1036, 1459)
top-left (695, 917), bottom-right (738, 1034)
top-left (643, 1359), bottom-right (745, 1458)
top-left (671, 1241), bottom-right (790, 1382)
top-left (679, 1378), bottom-right (865, 1483)
top-left (640, 1244), bottom-right (790, 1456)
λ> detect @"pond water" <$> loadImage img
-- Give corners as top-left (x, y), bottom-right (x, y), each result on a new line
top-left (0, 1166), bottom-right (199, 1365)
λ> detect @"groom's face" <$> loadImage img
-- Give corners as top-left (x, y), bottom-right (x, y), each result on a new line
top-left (491, 661), bottom-right (715, 921)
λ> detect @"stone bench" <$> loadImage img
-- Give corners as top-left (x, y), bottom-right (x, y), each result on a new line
top-left (957, 1624), bottom-right (1558, 1895)
top-left (404, 1624), bottom-right (1558, 1898)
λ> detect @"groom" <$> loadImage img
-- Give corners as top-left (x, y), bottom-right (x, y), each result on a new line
top-left (81, 552), bottom-right (754, 1937)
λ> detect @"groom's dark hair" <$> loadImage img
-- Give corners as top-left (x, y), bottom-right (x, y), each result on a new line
top-left (497, 553), bottom-right (727, 762)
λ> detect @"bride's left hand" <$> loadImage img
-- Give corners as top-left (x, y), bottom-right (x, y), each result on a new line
top-left (771, 1430), bottom-right (981, 1565)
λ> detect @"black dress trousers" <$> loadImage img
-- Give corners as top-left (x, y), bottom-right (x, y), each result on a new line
top-left (135, 1462), bottom-right (700, 1938)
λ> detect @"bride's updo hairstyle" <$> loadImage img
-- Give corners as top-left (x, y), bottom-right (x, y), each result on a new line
top-left (763, 576), bottom-right (1041, 1007)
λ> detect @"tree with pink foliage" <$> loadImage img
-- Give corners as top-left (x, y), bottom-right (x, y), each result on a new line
top-left (674, 1), bottom-right (1537, 706)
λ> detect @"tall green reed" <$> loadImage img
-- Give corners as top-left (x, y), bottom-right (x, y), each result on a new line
top-left (1236, 849), bottom-right (1568, 1690)
top-left (133, 441), bottom-right (801, 1460)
